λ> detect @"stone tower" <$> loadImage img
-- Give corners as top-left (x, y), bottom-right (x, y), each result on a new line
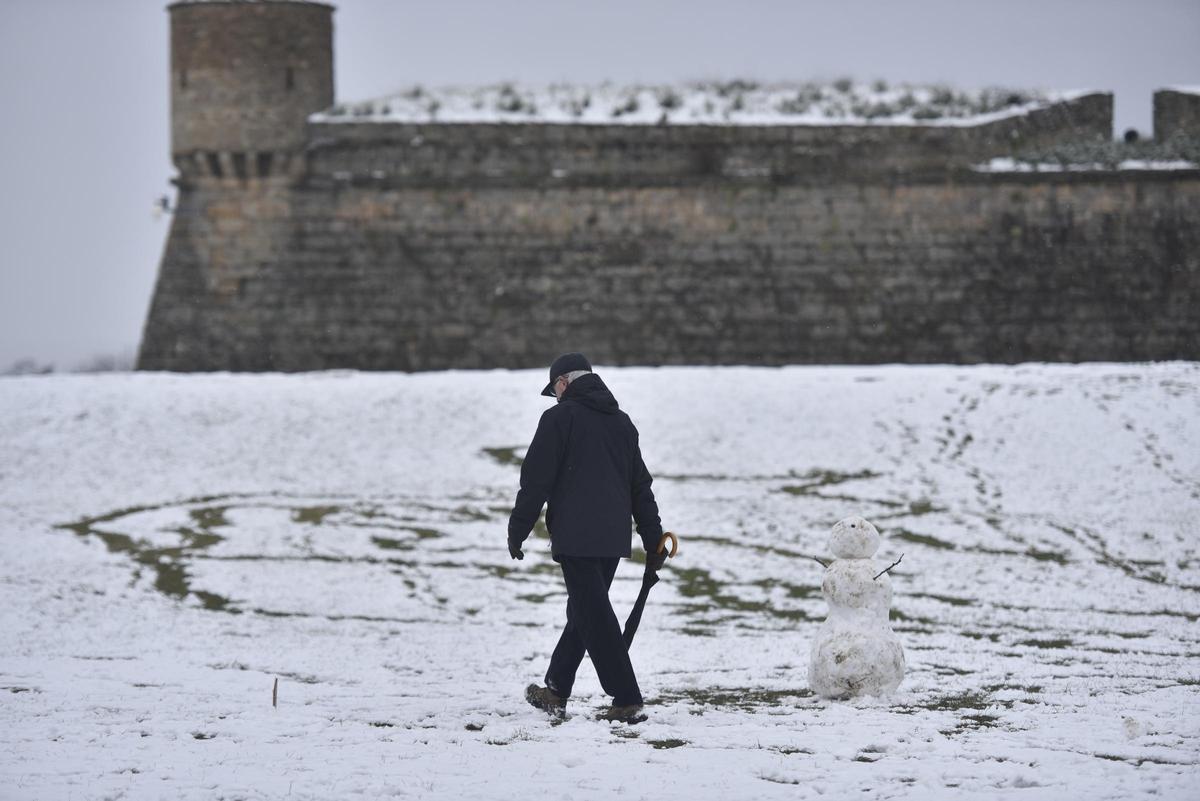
top-left (168, 0), bottom-right (334, 181)
top-left (138, 1), bottom-right (335, 371)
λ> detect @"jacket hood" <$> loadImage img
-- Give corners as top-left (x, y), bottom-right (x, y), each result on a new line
top-left (559, 372), bottom-right (619, 414)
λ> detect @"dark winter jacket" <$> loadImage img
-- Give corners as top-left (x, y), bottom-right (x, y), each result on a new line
top-left (507, 373), bottom-right (663, 558)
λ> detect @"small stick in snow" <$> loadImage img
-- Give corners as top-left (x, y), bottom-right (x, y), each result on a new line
top-left (808, 555), bottom-right (829, 568)
top-left (874, 554), bottom-right (903, 581)
top-left (272, 677), bottom-right (278, 709)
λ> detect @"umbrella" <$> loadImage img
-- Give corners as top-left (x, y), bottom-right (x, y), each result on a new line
top-left (623, 531), bottom-right (678, 648)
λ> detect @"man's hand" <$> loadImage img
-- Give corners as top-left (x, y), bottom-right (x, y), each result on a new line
top-left (508, 536), bottom-right (525, 561)
top-left (646, 548), bottom-right (667, 572)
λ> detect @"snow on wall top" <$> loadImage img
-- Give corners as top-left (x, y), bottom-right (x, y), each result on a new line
top-left (311, 80), bottom-right (1083, 127)
top-left (975, 157), bottom-right (1198, 173)
top-left (168, 0), bottom-right (332, 8)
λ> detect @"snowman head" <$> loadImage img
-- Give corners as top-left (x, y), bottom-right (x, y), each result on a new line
top-left (829, 515), bottom-right (880, 559)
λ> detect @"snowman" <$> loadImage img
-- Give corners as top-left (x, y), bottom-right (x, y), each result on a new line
top-left (808, 515), bottom-right (905, 698)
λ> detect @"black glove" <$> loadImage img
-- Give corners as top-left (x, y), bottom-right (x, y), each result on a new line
top-left (508, 536), bottom-right (525, 561)
top-left (646, 548), bottom-right (668, 572)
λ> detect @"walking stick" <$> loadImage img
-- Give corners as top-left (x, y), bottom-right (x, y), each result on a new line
top-left (622, 532), bottom-right (678, 648)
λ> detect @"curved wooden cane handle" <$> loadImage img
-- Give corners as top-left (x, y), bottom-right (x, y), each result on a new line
top-left (657, 531), bottom-right (679, 558)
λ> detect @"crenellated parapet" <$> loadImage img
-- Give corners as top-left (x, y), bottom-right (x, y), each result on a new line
top-left (1154, 88), bottom-right (1200, 143)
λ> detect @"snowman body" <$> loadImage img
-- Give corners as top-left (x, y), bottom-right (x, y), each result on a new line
top-left (808, 516), bottom-right (905, 698)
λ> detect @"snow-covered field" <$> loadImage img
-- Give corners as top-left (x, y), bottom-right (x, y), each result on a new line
top-left (2, 364), bottom-right (1198, 800)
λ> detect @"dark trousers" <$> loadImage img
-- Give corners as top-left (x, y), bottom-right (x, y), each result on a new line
top-left (544, 556), bottom-right (643, 707)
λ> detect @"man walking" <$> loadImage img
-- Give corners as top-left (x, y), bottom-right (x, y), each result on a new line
top-left (507, 352), bottom-right (666, 723)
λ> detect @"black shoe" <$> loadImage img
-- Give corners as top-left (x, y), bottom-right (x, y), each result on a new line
top-left (597, 703), bottom-right (647, 724)
top-left (525, 683), bottom-right (566, 718)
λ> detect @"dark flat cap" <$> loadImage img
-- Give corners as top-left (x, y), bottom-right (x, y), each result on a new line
top-left (541, 352), bottom-right (592, 396)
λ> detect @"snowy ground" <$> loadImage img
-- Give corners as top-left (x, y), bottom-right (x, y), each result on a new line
top-left (2, 364), bottom-right (1198, 800)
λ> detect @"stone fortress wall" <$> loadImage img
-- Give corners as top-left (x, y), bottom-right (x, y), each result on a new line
top-left (138, 1), bottom-right (1200, 371)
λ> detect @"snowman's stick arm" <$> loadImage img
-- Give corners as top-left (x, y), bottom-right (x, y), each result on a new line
top-left (873, 554), bottom-right (903, 581)
top-left (807, 555), bottom-right (829, 568)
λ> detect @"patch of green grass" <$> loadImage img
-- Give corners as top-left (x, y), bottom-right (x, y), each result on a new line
top-left (293, 505), bottom-right (342, 524)
top-left (673, 567), bottom-right (814, 625)
top-left (371, 528), bottom-right (445, 552)
top-left (897, 689), bottom-right (992, 714)
top-left (1092, 753), bottom-right (1190, 767)
top-left (898, 690), bottom-right (1006, 734)
top-left (60, 494), bottom-right (250, 530)
top-left (192, 589), bottom-right (237, 613)
top-left (911, 592), bottom-right (973, 607)
top-left (760, 775), bottom-right (800, 785)
top-left (655, 686), bottom-right (813, 710)
top-left (480, 564), bottom-right (517, 579)
top-left (751, 578), bottom-right (820, 599)
top-left (452, 505), bottom-right (493, 522)
top-left (675, 567), bottom-right (722, 599)
top-left (778, 468), bottom-right (883, 496)
top-left (960, 713), bottom-right (1000, 728)
top-left (1024, 548), bottom-right (1069, 564)
top-left (371, 536), bottom-right (412, 551)
top-left (482, 446), bottom-right (524, 468)
top-left (173, 526), bottom-right (224, 550)
top-left (682, 533), bottom-right (818, 563)
top-left (647, 738), bottom-right (688, 749)
top-left (983, 683), bottom-right (1042, 696)
top-left (415, 527), bottom-right (442, 539)
top-left (516, 592), bottom-right (559, 604)
top-left (189, 506), bottom-right (230, 529)
top-left (890, 608), bottom-right (937, 625)
top-left (58, 506), bottom-right (237, 612)
top-left (56, 495), bottom-right (459, 617)
top-left (931, 665), bottom-right (975, 676)
top-left (1016, 638), bottom-right (1074, 650)
top-left (908, 499), bottom-right (936, 515)
top-left (680, 627), bottom-right (716, 638)
top-left (891, 528), bottom-right (955, 550)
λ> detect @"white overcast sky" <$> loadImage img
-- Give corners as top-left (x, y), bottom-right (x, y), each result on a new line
top-left (1, 0), bottom-right (1197, 370)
